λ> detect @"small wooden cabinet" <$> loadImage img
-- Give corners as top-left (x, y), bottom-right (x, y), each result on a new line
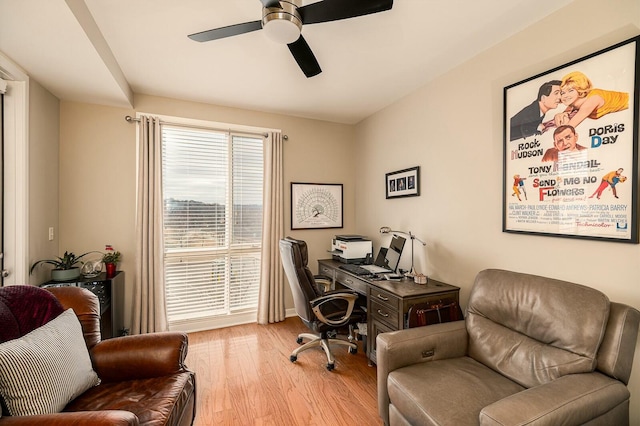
top-left (41, 271), bottom-right (125, 339)
top-left (318, 259), bottom-right (460, 365)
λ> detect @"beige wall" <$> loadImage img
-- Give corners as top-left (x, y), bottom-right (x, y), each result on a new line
top-left (58, 94), bottom-right (356, 327)
top-left (58, 101), bottom-right (136, 304)
top-left (28, 79), bottom-right (60, 285)
top-left (354, 0), bottom-right (640, 420)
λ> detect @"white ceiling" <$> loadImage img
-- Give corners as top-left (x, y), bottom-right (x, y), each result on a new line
top-left (0, 0), bottom-right (573, 124)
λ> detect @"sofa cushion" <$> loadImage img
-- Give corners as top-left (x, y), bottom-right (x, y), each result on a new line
top-left (467, 269), bottom-right (610, 388)
top-left (0, 308), bottom-right (100, 416)
top-left (64, 371), bottom-right (196, 425)
top-left (388, 357), bottom-right (524, 426)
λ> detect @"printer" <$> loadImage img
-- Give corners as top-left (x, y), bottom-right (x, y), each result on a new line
top-left (329, 235), bottom-right (372, 264)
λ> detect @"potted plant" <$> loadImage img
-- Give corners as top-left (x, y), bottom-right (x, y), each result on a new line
top-left (30, 251), bottom-right (98, 281)
top-left (102, 245), bottom-right (121, 278)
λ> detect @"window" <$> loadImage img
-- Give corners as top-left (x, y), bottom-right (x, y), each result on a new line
top-left (161, 124), bottom-right (264, 330)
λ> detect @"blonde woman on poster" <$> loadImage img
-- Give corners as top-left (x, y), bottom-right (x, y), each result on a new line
top-left (542, 71), bottom-right (629, 132)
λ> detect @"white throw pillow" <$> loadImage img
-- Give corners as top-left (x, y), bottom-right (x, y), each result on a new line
top-left (0, 308), bottom-right (100, 416)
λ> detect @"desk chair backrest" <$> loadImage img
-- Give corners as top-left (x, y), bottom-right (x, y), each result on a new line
top-left (279, 238), bottom-right (322, 325)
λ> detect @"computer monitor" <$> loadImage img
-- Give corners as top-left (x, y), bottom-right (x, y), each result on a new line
top-left (389, 234), bottom-right (406, 254)
top-left (386, 235), bottom-right (406, 272)
top-left (371, 234), bottom-right (406, 272)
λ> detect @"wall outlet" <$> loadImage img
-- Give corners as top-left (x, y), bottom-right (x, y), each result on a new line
top-left (48, 227), bottom-right (54, 241)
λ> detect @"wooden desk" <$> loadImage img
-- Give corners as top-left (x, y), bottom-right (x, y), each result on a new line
top-left (318, 259), bottom-right (460, 364)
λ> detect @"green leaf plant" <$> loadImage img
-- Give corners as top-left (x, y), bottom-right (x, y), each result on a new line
top-left (29, 251), bottom-right (100, 275)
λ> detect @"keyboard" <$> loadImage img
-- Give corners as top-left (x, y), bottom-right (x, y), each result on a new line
top-left (339, 264), bottom-right (372, 276)
top-left (361, 264), bottom-right (390, 274)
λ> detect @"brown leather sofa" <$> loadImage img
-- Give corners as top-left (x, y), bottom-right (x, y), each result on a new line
top-left (377, 269), bottom-right (640, 425)
top-left (0, 285), bottom-right (196, 425)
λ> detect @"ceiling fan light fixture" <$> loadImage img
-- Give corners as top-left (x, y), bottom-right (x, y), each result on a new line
top-left (188, 0), bottom-right (393, 77)
top-left (262, 2), bottom-right (302, 44)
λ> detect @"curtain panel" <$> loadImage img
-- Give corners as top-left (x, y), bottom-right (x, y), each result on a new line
top-left (133, 115), bottom-right (168, 334)
top-left (257, 132), bottom-right (285, 324)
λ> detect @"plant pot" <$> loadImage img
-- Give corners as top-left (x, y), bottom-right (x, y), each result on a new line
top-left (51, 268), bottom-right (81, 282)
top-left (105, 262), bottom-right (117, 279)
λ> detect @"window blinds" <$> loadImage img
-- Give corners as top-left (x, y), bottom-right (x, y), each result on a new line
top-left (161, 126), bottom-right (263, 323)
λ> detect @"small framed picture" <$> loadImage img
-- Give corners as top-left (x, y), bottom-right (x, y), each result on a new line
top-left (291, 182), bottom-right (343, 229)
top-left (386, 166), bottom-right (420, 199)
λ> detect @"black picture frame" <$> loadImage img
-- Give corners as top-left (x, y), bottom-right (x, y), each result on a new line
top-left (503, 36), bottom-right (639, 243)
top-left (386, 166), bottom-right (420, 199)
top-left (291, 182), bottom-right (343, 230)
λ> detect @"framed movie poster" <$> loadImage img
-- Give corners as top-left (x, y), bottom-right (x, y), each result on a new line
top-left (386, 166), bottom-right (420, 199)
top-left (503, 36), bottom-right (639, 243)
top-left (291, 182), bottom-right (343, 229)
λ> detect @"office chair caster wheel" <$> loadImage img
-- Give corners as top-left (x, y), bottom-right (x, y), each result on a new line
top-left (326, 363), bottom-right (335, 371)
top-left (296, 337), bottom-right (303, 344)
top-left (349, 346), bottom-right (357, 354)
top-left (290, 355), bottom-right (297, 363)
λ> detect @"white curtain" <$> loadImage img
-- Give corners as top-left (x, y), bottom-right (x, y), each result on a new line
top-left (257, 132), bottom-right (285, 324)
top-left (132, 115), bottom-right (168, 334)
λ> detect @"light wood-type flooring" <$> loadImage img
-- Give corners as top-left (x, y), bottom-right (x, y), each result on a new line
top-left (185, 317), bottom-right (381, 425)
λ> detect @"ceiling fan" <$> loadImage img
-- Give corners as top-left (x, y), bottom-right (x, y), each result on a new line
top-left (188, 0), bottom-right (394, 78)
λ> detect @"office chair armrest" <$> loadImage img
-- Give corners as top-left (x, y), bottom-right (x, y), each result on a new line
top-left (313, 275), bottom-right (333, 293)
top-left (310, 291), bottom-right (358, 327)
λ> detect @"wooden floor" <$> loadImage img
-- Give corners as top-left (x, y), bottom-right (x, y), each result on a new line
top-left (185, 317), bottom-right (382, 426)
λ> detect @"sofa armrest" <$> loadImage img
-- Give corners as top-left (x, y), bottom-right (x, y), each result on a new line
top-left (0, 410), bottom-right (137, 425)
top-left (91, 332), bottom-right (189, 383)
top-left (480, 373), bottom-right (630, 426)
top-left (377, 320), bottom-right (468, 424)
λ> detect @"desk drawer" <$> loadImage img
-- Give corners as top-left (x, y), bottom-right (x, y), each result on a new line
top-left (318, 263), bottom-right (336, 280)
top-left (370, 299), bottom-right (400, 329)
top-left (369, 287), bottom-right (400, 311)
top-left (335, 270), bottom-right (368, 295)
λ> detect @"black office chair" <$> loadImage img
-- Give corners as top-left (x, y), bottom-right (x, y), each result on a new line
top-left (279, 237), bottom-right (366, 371)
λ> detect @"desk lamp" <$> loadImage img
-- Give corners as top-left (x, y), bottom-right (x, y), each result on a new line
top-left (379, 227), bottom-right (426, 277)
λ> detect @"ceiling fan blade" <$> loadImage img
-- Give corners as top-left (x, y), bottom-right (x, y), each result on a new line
top-left (259, 0), bottom-right (282, 7)
top-left (299, 0), bottom-right (393, 25)
top-left (188, 20), bottom-right (263, 42)
top-left (287, 35), bottom-right (322, 78)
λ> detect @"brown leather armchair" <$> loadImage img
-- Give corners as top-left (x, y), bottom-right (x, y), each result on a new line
top-left (0, 285), bottom-right (196, 425)
top-left (377, 269), bottom-right (640, 426)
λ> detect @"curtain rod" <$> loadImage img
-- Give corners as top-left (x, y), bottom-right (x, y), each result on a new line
top-left (125, 115), bottom-right (288, 140)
